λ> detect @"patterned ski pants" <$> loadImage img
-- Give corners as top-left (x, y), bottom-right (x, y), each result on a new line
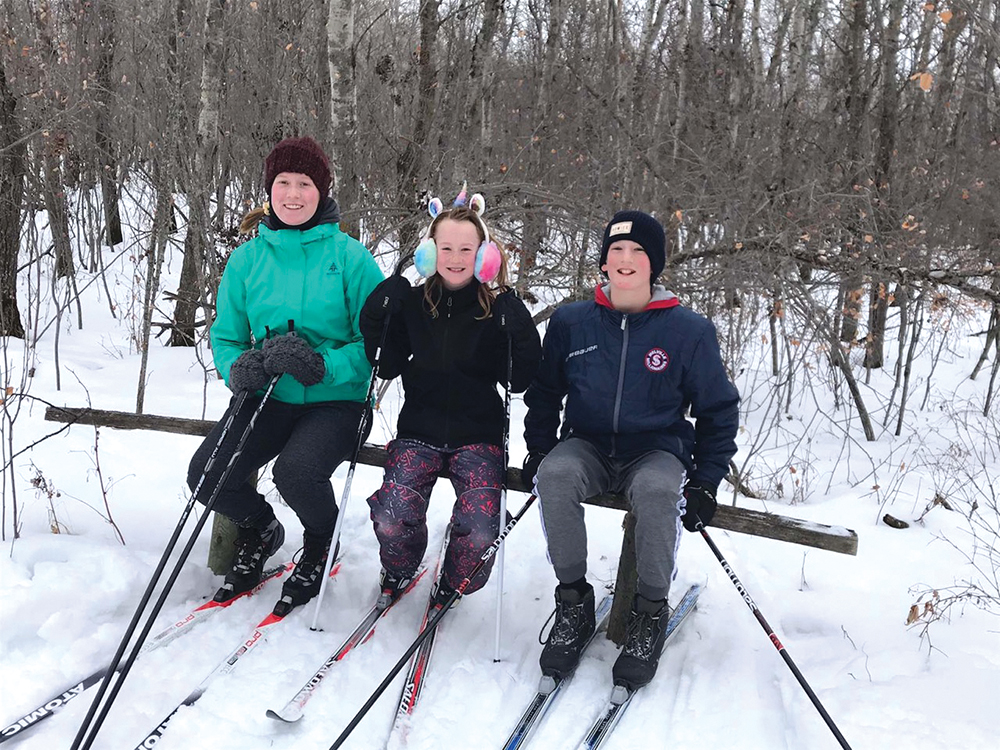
top-left (367, 439), bottom-right (504, 595)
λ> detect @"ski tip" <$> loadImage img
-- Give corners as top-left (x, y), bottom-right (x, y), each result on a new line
top-left (266, 707), bottom-right (301, 723)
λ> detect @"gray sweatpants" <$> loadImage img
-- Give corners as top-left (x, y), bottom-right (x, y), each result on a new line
top-left (535, 438), bottom-right (686, 601)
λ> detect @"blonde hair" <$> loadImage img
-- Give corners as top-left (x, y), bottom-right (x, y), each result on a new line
top-left (239, 204), bottom-right (269, 235)
top-left (421, 206), bottom-right (510, 319)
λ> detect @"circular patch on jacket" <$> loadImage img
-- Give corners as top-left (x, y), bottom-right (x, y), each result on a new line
top-left (645, 348), bottom-right (670, 372)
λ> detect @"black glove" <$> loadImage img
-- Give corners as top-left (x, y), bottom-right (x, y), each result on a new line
top-left (227, 349), bottom-right (269, 394)
top-left (682, 482), bottom-right (718, 532)
top-left (262, 333), bottom-right (326, 386)
top-left (521, 452), bottom-right (547, 487)
top-left (366, 275), bottom-right (411, 319)
top-left (492, 289), bottom-right (534, 336)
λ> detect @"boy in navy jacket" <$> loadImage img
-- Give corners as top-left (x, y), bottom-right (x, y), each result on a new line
top-left (522, 210), bottom-right (739, 690)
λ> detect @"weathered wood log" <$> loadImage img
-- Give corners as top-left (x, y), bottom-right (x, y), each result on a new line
top-left (44, 405), bottom-right (858, 555)
top-left (45, 405), bottom-right (859, 637)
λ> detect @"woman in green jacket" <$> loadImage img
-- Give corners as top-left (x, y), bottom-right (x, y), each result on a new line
top-left (187, 136), bottom-right (383, 615)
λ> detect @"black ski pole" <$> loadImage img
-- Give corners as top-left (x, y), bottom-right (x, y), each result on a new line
top-left (72, 360), bottom-right (284, 750)
top-left (696, 520), bottom-right (853, 749)
top-left (308, 256), bottom-right (412, 629)
top-left (328, 493), bottom-right (538, 750)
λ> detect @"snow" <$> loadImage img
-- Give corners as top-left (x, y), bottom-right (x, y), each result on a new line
top-left (3, 219), bottom-right (1000, 750)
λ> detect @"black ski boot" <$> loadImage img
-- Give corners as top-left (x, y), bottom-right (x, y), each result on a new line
top-left (377, 568), bottom-right (418, 610)
top-left (539, 583), bottom-right (596, 679)
top-left (214, 516), bottom-right (285, 603)
top-left (611, 594), bottom-right (670, 690)
top-left (273, 532), bottom-right (336, 617)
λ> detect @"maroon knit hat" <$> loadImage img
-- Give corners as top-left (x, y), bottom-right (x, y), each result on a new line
top-left (263, 136), bottom-right (332, 196)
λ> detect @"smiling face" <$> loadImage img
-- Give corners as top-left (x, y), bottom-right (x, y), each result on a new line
top-left (433, 217), bottom-right (482, 290)
top-left (270, 172), bottom-right (320, 226)
top-left (601, 239), bottom-right (651, 293)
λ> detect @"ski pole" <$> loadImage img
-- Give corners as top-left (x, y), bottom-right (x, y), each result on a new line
top-left (309, 255), bottom-right (412, 630)
top-left (493, 328), bottom-right (513, 662)
top-left (328, 493), bottom-right (538, 750)
top-left (696, 520), bottom-right (853, 749)
top-left (72, 361), bottom-right (284, 750)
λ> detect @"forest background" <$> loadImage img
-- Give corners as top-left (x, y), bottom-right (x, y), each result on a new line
top-left (1, 0), bottom-right (999, 661)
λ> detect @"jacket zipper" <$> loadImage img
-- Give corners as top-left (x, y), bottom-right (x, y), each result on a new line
top-left (611, 314), bottom-right (629, 457)
top-left (442, 294), bottom-right (454, 448)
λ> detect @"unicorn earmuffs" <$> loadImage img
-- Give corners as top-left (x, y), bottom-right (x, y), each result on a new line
top-left (413, 184), bottom-right (502, 284)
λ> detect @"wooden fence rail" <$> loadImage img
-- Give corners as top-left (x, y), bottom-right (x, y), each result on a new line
top-left (45, 405), bottom-right (858, 642)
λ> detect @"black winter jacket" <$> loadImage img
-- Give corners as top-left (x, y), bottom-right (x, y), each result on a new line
top-left (524, 284), bottom-right (739, 489)
top-left (360, 280), bottom-right (542, 449)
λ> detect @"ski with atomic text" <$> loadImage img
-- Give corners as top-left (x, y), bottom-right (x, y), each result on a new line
top-left (0, 562), bottom-right (293, 745)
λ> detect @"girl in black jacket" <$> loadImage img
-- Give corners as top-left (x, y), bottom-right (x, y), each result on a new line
top-left (360, 192), bottom-right (541, 608)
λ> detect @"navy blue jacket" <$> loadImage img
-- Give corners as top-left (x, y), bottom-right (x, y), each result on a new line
top-left (523, 284), bottom-right (739, 489)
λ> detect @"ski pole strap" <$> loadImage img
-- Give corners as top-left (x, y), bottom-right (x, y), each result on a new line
top-left (697, 523), bottom-right (854, 750)
top-left (327, 494), bottom-right (537, 750)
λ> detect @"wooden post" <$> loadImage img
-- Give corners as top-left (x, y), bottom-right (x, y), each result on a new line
top-left (607, 512), bottom-right (637, 645)
top-left (208, 513), bottom-right (238, 575)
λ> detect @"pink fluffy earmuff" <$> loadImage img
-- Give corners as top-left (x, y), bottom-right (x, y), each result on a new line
top-left (413, 185), bottom-right (502, 284)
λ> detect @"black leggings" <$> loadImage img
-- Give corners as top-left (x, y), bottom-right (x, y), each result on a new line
top-left (187, 395), bottom-right (368, 536)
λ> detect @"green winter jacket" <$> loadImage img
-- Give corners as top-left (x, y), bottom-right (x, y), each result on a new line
top-left (211, 222), bottom-right (384, 404)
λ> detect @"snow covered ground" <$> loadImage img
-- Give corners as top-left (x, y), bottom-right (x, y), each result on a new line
top-left (2, 226), bottom-right (999, 750)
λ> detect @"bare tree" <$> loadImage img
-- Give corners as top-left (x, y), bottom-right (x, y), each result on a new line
top-left (93, 0), bottom-right (123, 248)
top-left (328, 0), bottom-right (359, 231)
top-left (0, 36), bottom-right (26, 339)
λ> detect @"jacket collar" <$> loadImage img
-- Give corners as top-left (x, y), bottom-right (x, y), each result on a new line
top-left (258, 218), bottom-right (339, 248)
top-left (594, 283), bottom-right (679, 311)
top-left (439, 279), bottom-right (483, 311)
top-left (262, 195), bottom-right (341, 232)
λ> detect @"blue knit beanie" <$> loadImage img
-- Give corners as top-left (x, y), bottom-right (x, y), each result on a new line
top-left (600, 210), bottom-right (666, 282)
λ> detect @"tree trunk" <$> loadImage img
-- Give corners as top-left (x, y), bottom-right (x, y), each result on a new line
top-left (0, 56), bottom-right (25, 338)
top-left (137, 175), bottom-right (173, 413)
top-left (519, 0), bottom-right (566, 288)
top-left (171, 0), bottom-right (217, 347)
top-left (865, 282), bottom-right (887, 369)
top-left (838, 0), bottom-right (868, 344)
top-left (395, 0), bottom-right (440, 258)
top-left (32, 2), bottom-right (74, 280)
top-left (465, 0), bottom-right (505, 176)
top-left (328, 0), bottom-right (359, 234)
top-left (95, 0), bottom-right (122, 247)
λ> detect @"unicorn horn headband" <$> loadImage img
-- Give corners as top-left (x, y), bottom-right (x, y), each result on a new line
top-left (413, 182), bottom-right (502, 284)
